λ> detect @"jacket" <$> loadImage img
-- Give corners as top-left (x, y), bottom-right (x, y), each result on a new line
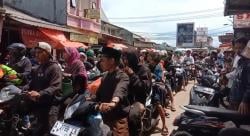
top-left (96, 69), bottom-right (129, 121)
top-left (128, 64), bottom-right (152, 104)
top-left (9, 57), bottom-right (32, 85)
top-left (230, 58), bottom-right (250, 103)
top-left (26, 60), bottom-right (62, 105)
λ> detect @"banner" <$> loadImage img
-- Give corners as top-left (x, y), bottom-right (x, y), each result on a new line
top-left (176, 23), bottom-right (194, 47)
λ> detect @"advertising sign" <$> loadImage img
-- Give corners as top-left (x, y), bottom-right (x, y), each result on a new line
top-left (234, 13), bottom-right (250, 28)
top-left (196, 27), bottom-right (208, 43)
top-left (70, 33), bottom-right (98, 44)
top-left (84, 9), bottom-right (100, 19)
top-left (176, 23), bottom-right (194, 47)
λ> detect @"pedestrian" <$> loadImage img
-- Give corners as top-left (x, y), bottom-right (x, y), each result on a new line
top-left (230, 40), bottom-right (250, 115)
top-left (228, 37), bottom-right (248, 110)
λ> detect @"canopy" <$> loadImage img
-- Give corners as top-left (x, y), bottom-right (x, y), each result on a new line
top-left (39, 28), bottom-right (87, 49)
top-left (21, 28), bottom-right (87, 49)
top-left (219, 43), bottom-right (233, 51)
top-left (107, 42), bottom-right (128, 50)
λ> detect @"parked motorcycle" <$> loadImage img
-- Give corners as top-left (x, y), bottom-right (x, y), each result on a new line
top-left (171, 105), bottom-right (250, 136)
top-left (50, 94), bottom-right (110, 136)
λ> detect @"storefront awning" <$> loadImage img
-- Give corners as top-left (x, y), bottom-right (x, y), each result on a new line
top-left (39, 28), bottom-right (87, 49)
top-left (219, 43), bottom-right (233, 51)
top-left (107, 42), bottom-right (128, 50)
top-left (21, 28), bottom-right (87, 49)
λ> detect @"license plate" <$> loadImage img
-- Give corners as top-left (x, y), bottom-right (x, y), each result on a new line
top-left (50, 121), bottom-right (81, 136)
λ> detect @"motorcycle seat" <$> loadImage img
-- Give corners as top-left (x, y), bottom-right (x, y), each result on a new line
top-left (185, 105), bottom-right (250, 123)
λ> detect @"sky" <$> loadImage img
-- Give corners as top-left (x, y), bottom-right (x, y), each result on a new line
top-left (101, 0), bottom-right (233, 47)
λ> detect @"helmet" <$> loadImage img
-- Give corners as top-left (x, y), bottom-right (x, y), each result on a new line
top-left (7, 43), bottom-right (27, 57)
top-left (86, 49), bottom-right (95, 57)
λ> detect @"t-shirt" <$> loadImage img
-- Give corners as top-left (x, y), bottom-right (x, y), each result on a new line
top-left (183, 56), bottom-right (194, 64)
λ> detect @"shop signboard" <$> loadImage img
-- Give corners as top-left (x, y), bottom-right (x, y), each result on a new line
top-left (20, 28), bottom-right (56, 48)
top-left (70, 33), bottom-right (98, 44)
top-left (84, 9), bottom-right (100, 19)
top-left (234, 13), bottom-right (250, 28)
top-left (176, 23), bottom-right (194, 47)
top-left (196, 27), bottom-right (208, 43)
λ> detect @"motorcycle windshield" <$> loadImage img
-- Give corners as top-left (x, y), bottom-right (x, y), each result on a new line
top-left (64, 101), bottom-right (81, 120)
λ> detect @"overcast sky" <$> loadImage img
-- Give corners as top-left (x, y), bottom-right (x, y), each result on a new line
top-left (102, 0), bottom-right (233, 47)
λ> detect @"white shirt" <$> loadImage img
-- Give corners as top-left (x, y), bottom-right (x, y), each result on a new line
top-left (226, 55), bottom-right (241, 88)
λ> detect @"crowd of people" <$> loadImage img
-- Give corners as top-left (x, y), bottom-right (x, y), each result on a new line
top-left (0, 36), bottom-right (249, 136)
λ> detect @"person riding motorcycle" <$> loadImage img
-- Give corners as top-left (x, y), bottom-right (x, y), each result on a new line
top-left (6, 43), bottom-right (32, 86)
top-left (147, 52), bottom-right (169, 135)
top-left (122, 49), bottom-right (152, 136)
top-left (183, 50), bottom-right (194, 65)
top-left (22, 42), bottom-right (62, 135)
top-left (0, 64), bottom-right (22, 85)
top-left (95, 46), bottom-right (130, 136)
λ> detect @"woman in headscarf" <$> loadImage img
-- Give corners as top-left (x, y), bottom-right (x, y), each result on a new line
top-left (63, 47), bottom-right (87, 92)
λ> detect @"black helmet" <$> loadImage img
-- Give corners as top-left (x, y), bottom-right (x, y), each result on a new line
top-left (7, 43), bottom-right (27, 57)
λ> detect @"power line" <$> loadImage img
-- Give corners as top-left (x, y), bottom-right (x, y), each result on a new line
top-left (112, 13), bottom-right (223, 24)
top-left (109, 7), bottom-right (223, 19)
top-left (134, 26), bottom-right (232, 37)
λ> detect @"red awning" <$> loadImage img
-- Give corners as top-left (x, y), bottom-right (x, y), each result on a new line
top-left (39, 28), bottom-right (87, 49)
top-left (107, 41), bottom-right (128, 50)
top-left (20, 28), bottom-right (87, 49)
top-left (219, 43), bottom-right (233, 51)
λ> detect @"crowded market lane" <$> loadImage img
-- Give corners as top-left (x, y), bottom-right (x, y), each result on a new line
top-left (152, 81), bottom-right (195, 136)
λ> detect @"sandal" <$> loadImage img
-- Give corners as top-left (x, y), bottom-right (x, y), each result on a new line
top-left (171, 106), bottom-right (176, 112)
top-left (161, 127), bottom-right (169, 136)
top-left (165, 112), bottom-right (170, 118)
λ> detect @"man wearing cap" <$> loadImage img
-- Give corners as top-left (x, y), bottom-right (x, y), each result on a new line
top-left (230, 40), bottom-right (250, 115)
top-left (24, 42), bottom-right (62, 135)
top-left (95, 46), bottom-right (129, 136)
top-left (227, 37), bottom-right (248, 110)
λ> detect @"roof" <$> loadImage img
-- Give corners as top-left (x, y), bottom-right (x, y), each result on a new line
top-left (4, 6), bottom-right (82, 34)
top-left (100, 8), bottom-right (109, 22)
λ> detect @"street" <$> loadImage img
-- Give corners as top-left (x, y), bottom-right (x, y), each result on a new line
top-left (152, 81), bottom-right (195, 136)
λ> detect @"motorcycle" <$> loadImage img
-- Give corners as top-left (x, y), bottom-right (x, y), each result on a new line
top-left (174, 64), bottom-right (186, 92)
top-left (50, 94), bottom-right (110, 136)
top-left (141, 81), bottom-right (161, 135)
top-left (189, 65), bottom-right (224, 107)
top-left (0, 85), bottom-right (30, 136)
top-left (170, 105), bottom-right (250, 136)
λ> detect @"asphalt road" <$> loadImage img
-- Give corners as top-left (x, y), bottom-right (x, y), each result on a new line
top-left (151, 81), bottom-right (195, 136)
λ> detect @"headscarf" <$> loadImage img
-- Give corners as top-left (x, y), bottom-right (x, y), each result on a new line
top-left (64, 47), bottom-right (87, 90)
top-left (80, 52), bottom-right (87, 62)
top-left (64, 47), bottom-right (80, 65)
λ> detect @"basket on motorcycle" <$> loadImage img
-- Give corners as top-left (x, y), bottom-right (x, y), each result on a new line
top-left (189, 85), bottom-right (218, 107)
top-left (62, 78), bottom-right (73, 97)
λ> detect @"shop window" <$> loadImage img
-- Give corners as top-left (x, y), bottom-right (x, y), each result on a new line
top-left (70, 0), bottom-right (77, 8)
